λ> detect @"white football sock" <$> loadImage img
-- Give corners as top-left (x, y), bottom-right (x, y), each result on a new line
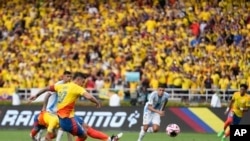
top-left (137, 129), bottom-right (145, 141)
top-left (56, 129), bottom-right (64, 141)
top-left (36, 129), bottom-right (43, 140)
top-left (40, 137), bottom-right (46, 141)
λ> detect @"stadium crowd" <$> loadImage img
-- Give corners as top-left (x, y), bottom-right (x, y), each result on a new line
top-left (0, 0), bottom-right (250, 99)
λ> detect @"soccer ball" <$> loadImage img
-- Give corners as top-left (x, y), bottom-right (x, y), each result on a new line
top-left (166, 123), bottom-right (180, 137)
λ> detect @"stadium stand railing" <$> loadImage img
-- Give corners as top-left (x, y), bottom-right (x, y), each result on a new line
top-left (17, 88), bottom-right (239, 103)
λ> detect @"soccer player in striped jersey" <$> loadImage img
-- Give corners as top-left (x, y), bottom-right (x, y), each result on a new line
top-left (137, 87), bottom-right (169, 141)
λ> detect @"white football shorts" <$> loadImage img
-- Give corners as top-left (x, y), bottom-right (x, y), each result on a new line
top-left (143, 112), bottom-right (161, 125)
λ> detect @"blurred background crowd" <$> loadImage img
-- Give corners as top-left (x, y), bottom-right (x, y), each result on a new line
top-left (0, 0), bottom-right (250, 102)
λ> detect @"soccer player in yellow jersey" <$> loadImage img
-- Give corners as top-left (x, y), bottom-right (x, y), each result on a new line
top-left (30, 71), bottom-right (122, 141)
top-left (29, 72), bottom-right (101, 141)
top-left (217, 84), bottom-right (249, 141)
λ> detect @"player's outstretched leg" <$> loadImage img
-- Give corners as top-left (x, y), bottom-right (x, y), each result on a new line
top-left (137, 127), bottom-right (145, 141)
top-left (86, 126), bottom-right (123, 141)
top-left (110, 132), bottom-right (123, 141)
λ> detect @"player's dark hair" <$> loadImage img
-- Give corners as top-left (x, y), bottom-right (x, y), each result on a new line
top-left (73, 72), bottom-right (87, 80)
top-left (63, 70), bottom-right (72, 75)
top-left (240, 84), bottom-right (248, 89)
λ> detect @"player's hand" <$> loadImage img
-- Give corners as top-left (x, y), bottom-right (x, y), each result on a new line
top-left (95, 101), bottom-right (102, 108)
top-left (235, 105), bottom-right (242, 111)
top-left (158, 111), bottom-right (165, 116)
top-left (224, 110), bottom-right (227, 115)
top-left (224, 107), bottom-right (230, 115)
top-left (224, 109), bottom-right (228, 115)
top-left (239, 107), bottom-right (248, 111)
top-left (28, 95), bottom-right (37, 103)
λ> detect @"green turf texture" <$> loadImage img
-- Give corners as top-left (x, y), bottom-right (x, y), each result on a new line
top-left (0, 130), bottom-right (226, 141)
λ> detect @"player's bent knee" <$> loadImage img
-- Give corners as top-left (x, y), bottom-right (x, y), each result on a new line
top-left (82, 123), bottom-right (90, 130)
top-left (153, 129), bottom-right (159, 133)
top-left (77, 134), bottom-right (88, 140)
top-left (46, 132), bottom-right (56, 139)
top-left (76, 136), bottom-right (87, 141)
top-left (152, 126), bottom-right (160, 133)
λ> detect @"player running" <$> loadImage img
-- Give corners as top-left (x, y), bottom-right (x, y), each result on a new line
top-left (137, 87), bottom-right (169, 141)
top-left (217, 84), bottom-right (249, 141)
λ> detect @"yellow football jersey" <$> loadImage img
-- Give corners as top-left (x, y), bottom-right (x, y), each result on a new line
top-left (52, 82), bottom-right (87, 118)
top-left (232, 92), bottom-right (249, 117)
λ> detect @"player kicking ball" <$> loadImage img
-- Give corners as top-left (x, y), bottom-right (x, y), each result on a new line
top-left (29, 72), bottom-right (122, 141)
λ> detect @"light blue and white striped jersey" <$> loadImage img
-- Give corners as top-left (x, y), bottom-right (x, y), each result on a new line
top-left (46, 80), bottom-right (64, 113)
top-left (144, 91), bottom-right (169, 114)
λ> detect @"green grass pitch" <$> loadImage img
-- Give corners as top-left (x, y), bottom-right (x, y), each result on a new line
top-left (0, 130), bottom-right (225, 141)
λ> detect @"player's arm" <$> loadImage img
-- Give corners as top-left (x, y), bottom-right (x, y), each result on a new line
top-left (241, 97), bottom-right (249, 112)
top-left (160, 99), bottom-right (168, 111)
top-left (224, 97), bottom-right (235, 114)
top-left (235, 104), bottom-right (248, 112)
top-left (29, 86), bottom-right (55, 102)
top-left (147, 104), bottom-right (161, 113)
top-left (147, 104), bottom-right (165, 116)
top-left (83, 92), bottom-right (101, 108)
top-left (146, 92), bottom-right (163, 114)
top-left (41, 92), bottom-right (53, 111)
top-left (242, 107), bottom-right (248, 112)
